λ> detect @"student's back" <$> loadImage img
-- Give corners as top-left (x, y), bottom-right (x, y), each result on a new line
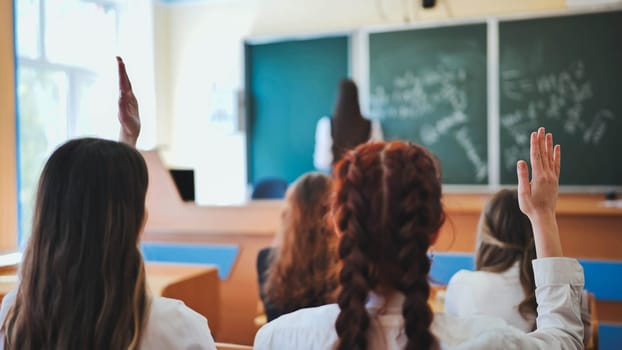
top-left (0, 290), bottom-right (214, 349)
top-left (254, 299), bottom-right (574, 349)
top-left (445, 189), bottom-right (536, 332)
top-left (445, 263), bottom-right (534, 332)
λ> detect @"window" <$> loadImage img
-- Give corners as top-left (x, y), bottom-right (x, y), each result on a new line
top-left (16, 0), bottom-right (124, 244)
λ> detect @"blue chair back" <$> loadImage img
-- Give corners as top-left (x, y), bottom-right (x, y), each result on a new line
top-left (252, 177), bottom-right (288, 199)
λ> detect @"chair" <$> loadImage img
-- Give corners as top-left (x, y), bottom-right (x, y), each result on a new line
top-left (585, 292), bottom-right (599, 350)
top-left (215, 342), bottom-right (253, 350)
top-left (251, 177), bottom-right (288, 199)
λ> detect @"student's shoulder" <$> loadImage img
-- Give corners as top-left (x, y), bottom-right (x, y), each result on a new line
top-left (150, 296), bottom-right (209, 327)
top-left (266, 304), bottom-right (339, 330)
top-left (448, 268), bottom-right (516, 307)
top-left (0, 289), bottom-right (17, 325)
top-left (255, 304), bottom-right (339, 348)
top-left (433, 313), bottom-right (519, 349)
top-left (144, 297), bottom-right (216, 349)
top-left (447, 269), bottom-right (480, 286)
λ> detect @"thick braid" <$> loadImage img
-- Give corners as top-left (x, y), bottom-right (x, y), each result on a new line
top-left (383, 144), bottom-right (444, 350)
top-left (334, 144), bottom-right (384, 350)
top-left (333, 142), bottom-right (445, 350)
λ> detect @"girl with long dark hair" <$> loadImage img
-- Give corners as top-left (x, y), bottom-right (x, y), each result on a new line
top-left (0, 58), bottom-right (216, 350)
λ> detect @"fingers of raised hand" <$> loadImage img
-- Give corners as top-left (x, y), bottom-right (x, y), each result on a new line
top-left (516, 160), bottom-right (533, 215)
top-left (532, 128), bottom-right (558, 174)
top-left (117, 56), bottom-right (133, 93)
top-left (530, 127), bottom-right (561, 182)
top-left (516, 160), bottom-right (530, 194)
top-left (553, 145), bottom-right (562, 178)
top-left (538, 127), bottom-right (548, 171)
top-left (546, 132), bottom-right (554, 168)
top-left (530, 131), bottom-right (541, 177)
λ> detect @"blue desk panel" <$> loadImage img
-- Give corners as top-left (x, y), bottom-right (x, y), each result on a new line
top-left (141, 243), bottom-right (239, 279)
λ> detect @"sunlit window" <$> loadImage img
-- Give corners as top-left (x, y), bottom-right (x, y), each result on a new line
top-left (16, 0), bottom-right (40, 59)
top-left (16, 0), bottom-right (123, 244)
top-left (44, 0), bottom-right (117, 71)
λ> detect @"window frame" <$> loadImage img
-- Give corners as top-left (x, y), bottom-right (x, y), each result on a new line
top-left (15, 0), bottom-right (122, 246)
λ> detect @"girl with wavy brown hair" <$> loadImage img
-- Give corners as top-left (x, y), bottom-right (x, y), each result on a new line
top-left (257, 172), bottom-right (339, 322)
top-left (0, 58), bottom-right (216, 350)
top-left (255, 128), bottom-right (586, 350)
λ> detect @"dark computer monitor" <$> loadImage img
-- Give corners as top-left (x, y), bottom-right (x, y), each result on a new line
top-left (169, 169), bottom-right (195, 202)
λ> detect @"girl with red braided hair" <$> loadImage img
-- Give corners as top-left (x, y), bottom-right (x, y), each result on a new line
top-left (255, 127), bottom-right (584, 350)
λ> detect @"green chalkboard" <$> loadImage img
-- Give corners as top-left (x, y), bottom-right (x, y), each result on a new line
top-left (369, 24), bottom-right (488, 184)
top-left (245, 36), bottom-right (349, 184)
top-left (499, 11), bottom-right (622, 186)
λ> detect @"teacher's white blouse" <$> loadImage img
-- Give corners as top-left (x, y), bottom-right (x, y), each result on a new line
top-left (313, 116), bottom-right (383, 171)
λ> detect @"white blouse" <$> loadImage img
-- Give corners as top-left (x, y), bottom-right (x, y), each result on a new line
top-left (444, 262), bottom-right (535, 332)
top-left (313, 116), bottom-right (384, 171)
top-left (254, 258), bottom-right (584, 350)
top-left (0, 291), bottom-right (216, 350)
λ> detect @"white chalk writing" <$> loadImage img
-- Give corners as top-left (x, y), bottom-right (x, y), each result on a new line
top-left (455, 127), bottom-right (488, 182)
top-left (370, 64), bottom-right (486, 180)
top-left (370, 65), bottom-right (468, 121)
top-left (500, 60), bottom-right (616, 170)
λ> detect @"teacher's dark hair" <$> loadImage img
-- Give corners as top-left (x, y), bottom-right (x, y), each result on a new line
top-left (2, 138), bottom-right (150, 350)
top-left (331, 79), bottom-right (371, 166)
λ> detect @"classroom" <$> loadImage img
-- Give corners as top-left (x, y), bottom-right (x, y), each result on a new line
top-left (1, 0), bottom-right (621, 349)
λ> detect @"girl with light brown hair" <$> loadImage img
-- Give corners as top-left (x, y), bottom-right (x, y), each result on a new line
top-left (257, 172), bottom-right (339, 322)
top-left (445, 189), bottom-right (537, 332)
top-left (446, 189), bottom-right (592, 343)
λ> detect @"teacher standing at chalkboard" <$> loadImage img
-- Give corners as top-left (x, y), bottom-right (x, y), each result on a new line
top-left (313, 79), bottom-right (383, 172)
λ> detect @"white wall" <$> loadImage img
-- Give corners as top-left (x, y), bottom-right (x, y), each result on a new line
top-left (153, 0), bottom-right (575, 204)
top-left (154, 1), bottom-right (259, 204)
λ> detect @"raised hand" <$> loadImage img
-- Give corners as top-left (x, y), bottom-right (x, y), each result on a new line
top-left (516, 127), bottom-right (563, 257)
top-left (117, 56), bottom-right (140, 147)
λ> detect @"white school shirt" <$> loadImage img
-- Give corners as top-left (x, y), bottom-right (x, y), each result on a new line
top-left (313, 116), bottom-right (384, 171)
top-left (0, 291), bottom-right (216, 350)
top-left (444, 262), bottom-right (535, 332)
top-left (254, 258), bottom-right (584, 350)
